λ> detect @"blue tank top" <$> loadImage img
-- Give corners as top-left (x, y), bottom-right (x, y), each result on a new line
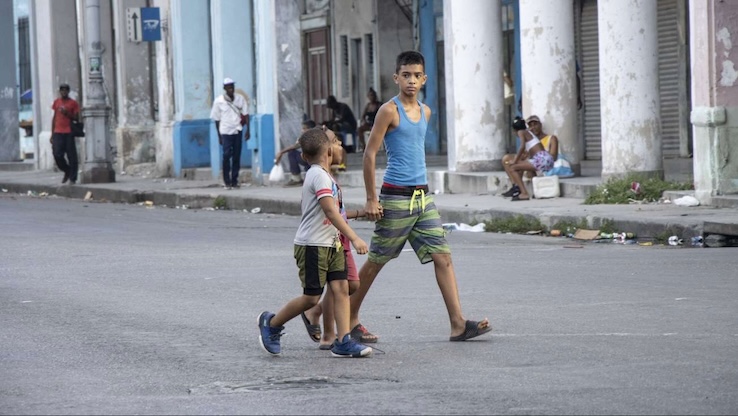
top-left (383, 96), bottom-right (428, 186)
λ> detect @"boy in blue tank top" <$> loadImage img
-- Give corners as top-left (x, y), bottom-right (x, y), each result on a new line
top-left (348, 51), bottom-right (492, 343)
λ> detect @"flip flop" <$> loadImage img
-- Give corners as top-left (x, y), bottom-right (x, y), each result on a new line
top-left (319, 341), bottom-right (335, 350)
top-left (300, 312), bottom-right (321, 343)
top-left (511, 195), bottom-right (530, 201)
top-left (350, 323), bottom-right (379, 343)
top-left (449, 320), bottom-right (493, 342)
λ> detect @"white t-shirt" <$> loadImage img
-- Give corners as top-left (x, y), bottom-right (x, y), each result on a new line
top-left (210, 93), bottom-right (248, 135)
top-left (294, 165), bottom-right (341, 247)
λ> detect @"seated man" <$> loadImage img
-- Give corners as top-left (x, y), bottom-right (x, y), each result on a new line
top-left (275, 119), bottom-right (316, 186)
top-left (501, 115), bottom-right (559, 197)
top-left (325, 95), bottom-right (358, 159)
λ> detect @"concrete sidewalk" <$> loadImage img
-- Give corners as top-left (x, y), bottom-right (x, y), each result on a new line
top-left (2, 163), bottom-right (738, 246)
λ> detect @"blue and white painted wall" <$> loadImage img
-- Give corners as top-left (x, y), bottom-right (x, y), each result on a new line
top-left (209, 0), bottom-right (255, 179)
top-left (170, 0), bottom-right (213, 177)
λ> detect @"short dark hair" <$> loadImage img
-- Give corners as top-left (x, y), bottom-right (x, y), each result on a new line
top-left (326, 95), bottom-right (337, 108)
top-left (298, 127), bottom-right (329, 159)
top-left (59, 83), bottom-right (70, 91)
top-left (302, 119), bottom-right (316, 129)
top-left (395, 51), bottom-right (425, 73)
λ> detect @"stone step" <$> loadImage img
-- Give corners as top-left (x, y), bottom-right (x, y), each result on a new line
top-left (0, 162), bottom-right (35, 172)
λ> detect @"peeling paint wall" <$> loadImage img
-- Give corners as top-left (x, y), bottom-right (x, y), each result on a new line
top-left (598, 0), bottom-right (662, 178)
top-left (376, 0), bottom-right (414, 104)
top-left (112, 0), bottom-right (156, 172)
top-left (519, 0), bottom-right (578, 171)
top-left (690, 0), bottom-right (738, 201)
top-left (0, 0), bottom-right (20, 161)
top-left (31, 0), bottom-right (81, 171)
top-left (154, 0), bottom-right (173, 177)
top-left (714, 1), bottom-right (738, 106)
top-left (443, 0), bottom-right (506, 172)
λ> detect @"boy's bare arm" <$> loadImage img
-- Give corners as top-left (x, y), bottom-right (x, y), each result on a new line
top-left (318, 197), bottom-right (368, 254)
top-left (362, 102), bottom-right (394, 220)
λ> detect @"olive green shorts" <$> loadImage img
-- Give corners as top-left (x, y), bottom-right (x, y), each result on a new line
top-left (294, 244), bottom-right (347, 296)
top-left (368, 192), bottom-right (451, 265)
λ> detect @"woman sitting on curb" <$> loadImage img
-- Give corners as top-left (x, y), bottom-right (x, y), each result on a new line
top-left (503, 116), bottom-right (555, 201)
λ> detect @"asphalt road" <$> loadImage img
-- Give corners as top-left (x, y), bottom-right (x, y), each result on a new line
top-left (1, 193), bottom-right (737, 415)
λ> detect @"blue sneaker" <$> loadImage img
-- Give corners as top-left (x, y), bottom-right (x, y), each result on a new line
top-left (331, 334), bottom-right (373, 358)
top-left (257, 311), bottom-right (284, 355)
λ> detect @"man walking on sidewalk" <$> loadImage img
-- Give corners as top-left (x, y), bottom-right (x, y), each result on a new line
top-left (211, 78), bottom-right (250, 189)
top-left (51, 83), bottom-right (80, 185)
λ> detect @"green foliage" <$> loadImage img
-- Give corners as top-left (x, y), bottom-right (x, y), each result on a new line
top-left (551, 218), bottom-right (588, 233)
top-left (484, 215), bottom-right (546, 234)
top-left (653, 228), bottom-right (681, 245)
top-left (597, 218), bottom-right (617, 234)
top-left (584, 174), bottom-right (692, 205)
top-left (213, 196), bottom-right (228, 210)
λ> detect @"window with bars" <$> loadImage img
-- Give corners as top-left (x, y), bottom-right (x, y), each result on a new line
top-left (365, 33), bottom-right (375, 89)
top-left (340, 35), bottom-right (349, 97)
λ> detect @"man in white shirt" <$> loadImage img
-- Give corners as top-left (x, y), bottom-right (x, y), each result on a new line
top-left (210, 77), bottom-right (250, 189)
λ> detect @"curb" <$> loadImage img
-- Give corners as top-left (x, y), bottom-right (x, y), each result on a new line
top-left (2, 180), bottom-right (708, 245)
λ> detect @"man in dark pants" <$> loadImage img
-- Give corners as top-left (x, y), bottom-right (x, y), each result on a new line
top-left (51, 83), bottom-right (80, 184)
top-left (210, 77), bottom-right (250, 189)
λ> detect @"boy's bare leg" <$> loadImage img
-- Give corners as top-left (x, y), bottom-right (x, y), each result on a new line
top-left (320, 285), bottom-right (336, 345)
top-left (270, 294), bottom-right (320, 327)
top-left (329, 279), bottom-right (351, 339)
top-left (431, 253), bottom-right (490, 338)
top-left (304, 300), bottom-right (322, 329)
top-left (349, 260), bottom-right (385, 329)
top-left (322, 280), bottom-right (360, 346)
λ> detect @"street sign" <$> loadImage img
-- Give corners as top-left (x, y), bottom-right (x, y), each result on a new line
top-left (126, 8), bottom-right (141, 43)
top-left (140, 7), bottom-right (161, 42)
top-left (126, 7), bottom-right (161, 43)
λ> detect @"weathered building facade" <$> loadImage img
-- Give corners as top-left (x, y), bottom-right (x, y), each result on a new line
top-left (11, 0), bottom-right (737, 203)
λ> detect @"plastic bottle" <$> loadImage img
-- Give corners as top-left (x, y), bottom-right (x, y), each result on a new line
top-left (668, 236), bottom-right (683, 246)
top-left (691, 236), bottom-right (704, 247)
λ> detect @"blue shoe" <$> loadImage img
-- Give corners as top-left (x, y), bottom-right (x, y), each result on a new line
top-left (331, 334), bottom-right (373, 358)
top-left (257, 311), bottom-right (284, 355)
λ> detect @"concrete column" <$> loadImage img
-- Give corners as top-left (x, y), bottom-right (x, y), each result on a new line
top-left (112, 0), bottom-right (156, 173)
top-left (443, 0), bottom-right (506, 172)
top-left (519, 0), bottom-right (578, 173)
top-left (250, 0), bottom-right (278, 185)
top-left (209, 0), bottom-right (255, 180)
top-left (0, 0), bottom-right (20, 161)
top-left (598, 0), bottom-right (661, 179)
top-left (419, 0), bottom-right (439, 154)
top-left (689, 0), bottom-right (738, 203)
top-left (170, 0), bottom-right (212, 177)
top-left (30, 0), bottom-right (81, 171)
top-left (153, 0), bottom-right (174, 177)
top-left (80, 0), bottom-right (115, 183)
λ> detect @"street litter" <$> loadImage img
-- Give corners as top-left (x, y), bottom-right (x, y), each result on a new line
top-left (84, 191), bottom-right (92, 201)
top-left (269, 164), bottom-right (284, 182)
top-left (668, 236), bottom-right (683, 246)
top-left (39, 192), bottom-right (48, 197)
top-left (251, 207), bottom-right (261, 214)
top-left (442, 222), bottom-right (485, 232)
top-left (573, 229), bottom-right (600, 240)
top-left (673, 195), bottom-right (700, 206)
top-left (1, 188), bottom-right (7, 193)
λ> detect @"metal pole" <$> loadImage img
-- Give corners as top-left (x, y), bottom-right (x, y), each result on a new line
top-left (82, 0), bottom-right (115, 182)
